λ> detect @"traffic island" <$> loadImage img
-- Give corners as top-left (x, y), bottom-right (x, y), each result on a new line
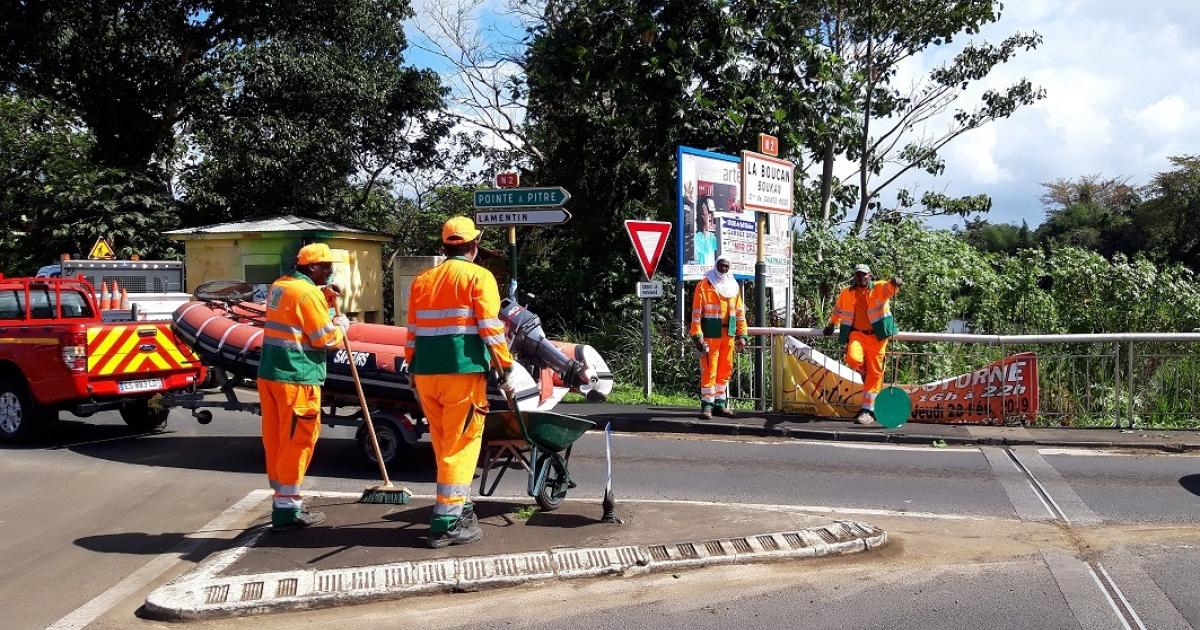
top-left (144, 493), bottom-right (887, 620)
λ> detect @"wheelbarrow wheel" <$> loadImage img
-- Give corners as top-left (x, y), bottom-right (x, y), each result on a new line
top-left (536, 462), bottom-right (565, 512)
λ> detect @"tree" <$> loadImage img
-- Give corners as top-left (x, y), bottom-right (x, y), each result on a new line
top-left (1133, 156), bottom-right (1200, 270)
top-left (0, 1), bottom-right (448, 231)
top-left (1035, 175), bottom-right (1138, 258)
top-left (958, 218), bottom-right (1021, 254)
top-left (0, 95), bottom-right (178, 272)
top-left (814, 1), bottom-right (1044, 233)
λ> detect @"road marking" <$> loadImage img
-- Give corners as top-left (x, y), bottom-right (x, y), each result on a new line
top-left (1093, 548), bottom-right (1193, 630)
top-left (1093, 564), bottom-right (1147, 630)
top-left (1039, 447), bottom-right (1200, 458)
top-left (304, 490), bottom-right (1006, 522)
top-left (981, 446), bottom-right (1101, 525)
top-left (980, 447), bottom-right (1058, 522)
top-left (1043, 550), bottom-right (1130, 630)
top-left (46, 489), bottom-right (270, 630)
top-left (1085, 563), bottom-right (1136, 630)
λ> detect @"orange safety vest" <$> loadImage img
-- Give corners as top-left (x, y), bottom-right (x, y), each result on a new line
top-left (689, 278), bottom-right (748, 340)
top-left (829, 280), bottom-right (899, 342)
top-left (258, 271), bottom-right (344, 384)
top-left (406, 257), bottom-right (513, 374)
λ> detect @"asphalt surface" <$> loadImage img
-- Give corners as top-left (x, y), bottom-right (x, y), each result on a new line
top-left (0, 404), bottom-right (1197, 629)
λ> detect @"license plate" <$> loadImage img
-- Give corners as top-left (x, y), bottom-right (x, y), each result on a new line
top-left (118, 378), bottom-right (164, 393)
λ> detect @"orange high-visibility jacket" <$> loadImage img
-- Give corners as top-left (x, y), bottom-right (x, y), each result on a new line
top-left (689, 278), bottom-right (748, 340)
top-left (258, 271), bottom-right (344, 384)
top-left (828, 280), bottom-right (899, 343)
top-left (406, 257), bottom-right (513, 374)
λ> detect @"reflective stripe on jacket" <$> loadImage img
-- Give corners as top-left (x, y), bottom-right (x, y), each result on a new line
top-left (258, 271), bottom-right (344, 384)
top-left (828, 280), bottom-right (899, 342)
top-left (689, 278), bottom-right (747, 340)
top-left (406, 257), bottom-right (513, 374)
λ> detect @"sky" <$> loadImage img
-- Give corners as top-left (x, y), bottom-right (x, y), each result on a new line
top-left (404, 0), bottom-right (1200, 229)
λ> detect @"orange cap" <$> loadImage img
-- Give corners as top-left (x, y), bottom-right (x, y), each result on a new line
top-left (297, 243), bottom-right (335, 265)
top-left (441, 216), bottom-right (482, 244)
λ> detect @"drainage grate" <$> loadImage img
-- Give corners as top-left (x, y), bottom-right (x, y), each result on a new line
top-left (705, 540), bottom-right (727, 556)
top-left (783, 533), bottom-right (806, 549)
top-left (275, 578), bottom-right (298, 597)
top-left (204, 585), bottom-right (229, 605)
top-left (349, 570), bottom-right (375, 590)
top-left (315, 573), bottom-right (343, 593)
top-left (648, 545), bottom-right (670, 561)
top-left (675, 543), bottom-right (698, 559)
top-left (757, 535), bottom-right (781, 551)
top-left (240, 582), bottom-right (264, 601)
top-left (731, 538), bottom-right (753, 553)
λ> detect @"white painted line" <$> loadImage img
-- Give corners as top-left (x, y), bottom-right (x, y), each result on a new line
top-left (46, 489), bottom-right (271, 630)
top-left (1097, 564), bottom-right (1148, 630)
top-left (1025, 479), bottom-right (1058, 521)
top-left (1039, 447), bottom-right (1200, 458)
top-left (1086, 564), bottom-right (1134, 630)
top-left (304, 491), bottom-right (1006, 522)
top-left (602, 431), bottom-right (975, 453)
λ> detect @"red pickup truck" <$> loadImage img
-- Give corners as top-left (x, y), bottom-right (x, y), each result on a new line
top-left (0, 275), bottom-right (206, 442)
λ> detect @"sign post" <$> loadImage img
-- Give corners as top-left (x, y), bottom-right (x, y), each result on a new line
top-left (741, 146), bottom-right (795, 410)
top-left (473, 181), bottom-right (570, 289)
top-left (625, 220), bottom-right (672, 399)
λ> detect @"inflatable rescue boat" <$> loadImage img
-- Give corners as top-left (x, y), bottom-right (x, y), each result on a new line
top-left (171, 290), bottom-right (613, 415)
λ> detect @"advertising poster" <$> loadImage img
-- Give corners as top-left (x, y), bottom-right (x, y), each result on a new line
top-left (677, 146), bottom-right (755, 281)
top-left (776, 336), bottom-right (1039, 425)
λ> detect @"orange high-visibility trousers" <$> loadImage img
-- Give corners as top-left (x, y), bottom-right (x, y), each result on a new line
top-left (258, 379), bottom-right (322, 510)
top-left (845, 331), bottom-right (888, 411)
top-left (700, 336), bottom-right (737, 407)
top-left (413, 373), bottom-right (488, 533)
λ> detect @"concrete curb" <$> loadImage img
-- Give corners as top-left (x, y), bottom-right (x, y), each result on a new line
top-left (593, 415), bottom-right (1200, 453)
top-left (144, 520), bottom-right (886, 620)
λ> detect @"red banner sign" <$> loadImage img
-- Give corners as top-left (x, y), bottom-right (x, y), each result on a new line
top-left (901, 352), bottom-right (1039, 424)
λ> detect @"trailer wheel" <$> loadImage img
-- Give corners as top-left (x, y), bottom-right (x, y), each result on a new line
top-left (356, 412), bottom-right (418, 469)
top-left (120, 399), bottom-right (169, 431)
top-left (0, 377), bottom-right (38, 443)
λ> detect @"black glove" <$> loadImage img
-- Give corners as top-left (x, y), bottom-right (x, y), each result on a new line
top-left (823, 324), bottom-right (836, 337)
top-left (691, 336), bottom-right (707, 352)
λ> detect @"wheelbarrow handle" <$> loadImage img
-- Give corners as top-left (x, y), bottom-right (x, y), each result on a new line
top-left (490, 355), bottom-right (533, 445)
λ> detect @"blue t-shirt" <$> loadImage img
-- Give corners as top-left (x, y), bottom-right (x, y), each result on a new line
top-left (694, 231), bottom-right (717, 265)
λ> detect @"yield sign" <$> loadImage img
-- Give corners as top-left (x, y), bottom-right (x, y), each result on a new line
top-left (624, 220), bottom-right (672, 280)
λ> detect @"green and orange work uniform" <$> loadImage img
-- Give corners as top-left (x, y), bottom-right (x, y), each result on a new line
top-left (407, 257), bottom-right (513, 534)
top-left (257, 270), bottom-right (344, 524)
top-left (828, 280), bottom-right (899, 414)
top-left (689, 278), bottom-right (748, 413)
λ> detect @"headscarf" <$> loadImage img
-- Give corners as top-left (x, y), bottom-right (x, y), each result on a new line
top-left (704, 256), bottom-right (739, 299)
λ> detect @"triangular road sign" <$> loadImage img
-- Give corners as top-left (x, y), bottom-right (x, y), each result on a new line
top-left (88, 237), bottom-right (116, 260)
top-left (624, 220), bottom-right (672, 280)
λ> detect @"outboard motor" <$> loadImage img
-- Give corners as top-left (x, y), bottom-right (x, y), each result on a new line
top-left (500, 297), bottom-right (607, 401)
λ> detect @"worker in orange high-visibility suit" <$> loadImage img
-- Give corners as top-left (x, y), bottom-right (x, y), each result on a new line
top-left (823, 264), bottom-right (903, 425)
top-left (690, 256), bottom-right (748, 420)
top-left (257, 243), bottom-right (351, 530)
top-left (407, 216), bottom-right (514, 549)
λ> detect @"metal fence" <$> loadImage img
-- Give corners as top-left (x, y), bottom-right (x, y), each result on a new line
top-left (744, 328), bottom-right (1200, 429)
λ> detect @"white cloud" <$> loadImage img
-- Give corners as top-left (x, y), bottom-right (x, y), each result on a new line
top-left (944, 125), bottom-right (1011, 185)
top-left (1132, 95), bottom-right (1192, 136)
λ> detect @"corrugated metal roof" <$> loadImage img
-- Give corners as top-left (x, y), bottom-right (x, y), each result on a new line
top-left (165, 214), bottom-right (384, 236)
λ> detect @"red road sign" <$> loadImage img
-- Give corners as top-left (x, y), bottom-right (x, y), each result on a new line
top-left (758, 133), bottom-right (779, 156)
top-left (495, 172), bottom-right (520, 188)
top-left (624, 220), bottom-right (672, 280)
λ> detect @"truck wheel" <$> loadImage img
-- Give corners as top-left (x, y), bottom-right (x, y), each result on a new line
top-left (0, 378), bottom-right (37, 443)
top-left (120, 399), bottom-right (169, 431)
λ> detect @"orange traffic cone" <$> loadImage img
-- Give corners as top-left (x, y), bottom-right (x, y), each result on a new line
top-left (99, 282), bottom-right (111, 310)
top-left (119, 285), bottom-right (129, 310)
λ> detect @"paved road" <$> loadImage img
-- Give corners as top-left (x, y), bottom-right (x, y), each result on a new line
top-left (1, 406), bottom-right (1197, 629)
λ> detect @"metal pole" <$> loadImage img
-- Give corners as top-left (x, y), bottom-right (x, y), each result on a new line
top-left (643, 296), bottom-right (653, 399)
top-left (507, 226), bottom-right (517, 284)
top-left (1127, 339), bottom-right (1135, 429)
top-left (1113, 341), bottom-right (1120, 429)
top-left (754, 212), bottom-right (767, 411)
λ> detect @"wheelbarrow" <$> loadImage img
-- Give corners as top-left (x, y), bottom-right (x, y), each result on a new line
top-left (477, 409), bottom-right (596, 511)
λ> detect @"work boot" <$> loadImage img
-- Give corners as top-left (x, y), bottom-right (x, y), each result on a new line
top-left (271, 508), bottom-right (327, 531)
top-left (699, 402), bottom-right (713, 420)
top-left (714, 404), bottom-right (737, 418)
top-left (855, 410), bottom-right (876, 425)
top-left (427, 517), bottom-right (483, 549)
top-left (461, 502), bottom-right (478, 528)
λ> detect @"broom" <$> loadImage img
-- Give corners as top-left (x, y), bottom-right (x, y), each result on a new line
top-left (334, 299), bottom-right (413, 505)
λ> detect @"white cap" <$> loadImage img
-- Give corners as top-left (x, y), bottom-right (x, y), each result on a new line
top-left (853, 264), bottom-right (871, 275)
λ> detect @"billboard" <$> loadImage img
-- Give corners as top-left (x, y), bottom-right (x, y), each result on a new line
top-left (676, 146), bottom-right (755, 281)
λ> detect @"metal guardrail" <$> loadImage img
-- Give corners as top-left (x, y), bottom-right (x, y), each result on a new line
top-left (746, 327), bottom-right (1200, 429)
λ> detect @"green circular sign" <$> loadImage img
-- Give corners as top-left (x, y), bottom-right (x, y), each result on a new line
top-left (874, 387), bottom-right (911, 429)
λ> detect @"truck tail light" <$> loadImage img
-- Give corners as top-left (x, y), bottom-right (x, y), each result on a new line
top-left (61, 332), bottom-right (87, 372)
